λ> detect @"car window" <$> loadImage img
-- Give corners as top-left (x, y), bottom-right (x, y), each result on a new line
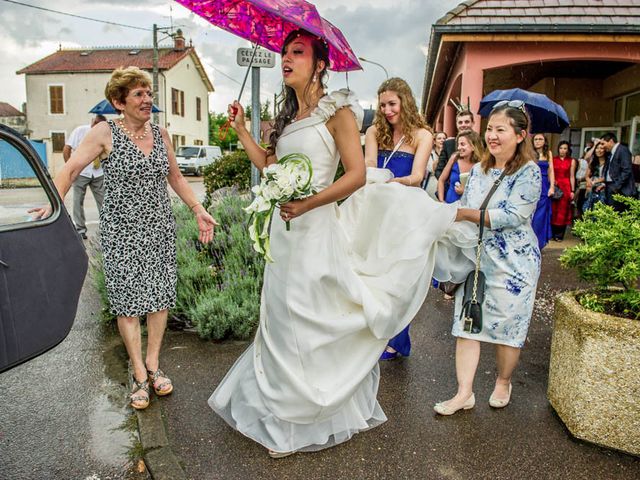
top-left (199, 149), bottom-right (206, 158)
top-left (0, 139), bottom-right (52, 228)
top-left (176, 146), bottom-right (200, 157)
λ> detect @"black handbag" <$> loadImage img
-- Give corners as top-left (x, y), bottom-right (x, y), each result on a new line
top-left (551, 183), bottom-right (564, 201)
top-left (460, 171), bottom-right (506, 334)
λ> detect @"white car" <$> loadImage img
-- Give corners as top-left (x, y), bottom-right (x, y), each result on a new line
top-left (176, 145), bottom-right (222, 176)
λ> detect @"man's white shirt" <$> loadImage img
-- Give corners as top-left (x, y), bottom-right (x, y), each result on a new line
top-left (66, 124), bottom-right (104, 179)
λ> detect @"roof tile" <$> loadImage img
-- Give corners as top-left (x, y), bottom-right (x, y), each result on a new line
top-left (442, 0), bottom-right (640, 26)
top-left (0, 102), bottom-right (24, 117)
top-left (17, 47), bottom-right (192, 75)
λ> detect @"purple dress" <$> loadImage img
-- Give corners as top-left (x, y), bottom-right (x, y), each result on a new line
top-left (532, 160), bottom-right (552, 250)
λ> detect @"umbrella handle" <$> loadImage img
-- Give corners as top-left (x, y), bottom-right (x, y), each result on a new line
top-left (219, 106), bottom-right (239, 141)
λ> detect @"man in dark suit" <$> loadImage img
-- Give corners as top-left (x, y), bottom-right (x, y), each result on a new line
top-left (600, 132), bottom-right (636, 211)
top-left (434, 110), bottom-right (475, 180)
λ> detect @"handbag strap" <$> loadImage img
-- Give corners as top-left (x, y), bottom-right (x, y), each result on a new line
top-left (469, 170), bottom-right (507, 304)
top-left (477, 170), bottom-right (508, 241)
top-left (382, 135), bottom-right (406, 169)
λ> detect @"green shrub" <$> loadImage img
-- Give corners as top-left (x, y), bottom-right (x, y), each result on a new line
top-left (560, 195), bottom-right (640, 320)
top-left (92, 195), bottom-right (264, 339)
top-left (203, 151), bottom-right (251, 197)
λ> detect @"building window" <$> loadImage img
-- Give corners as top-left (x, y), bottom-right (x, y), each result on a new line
top-left (624, 92), bottom-right (640, 122)
top-left (196, 97), bottom-right (202, 121)
top-left (171, 88), bottom-right (185, 117)
top-left (49, 85), bottom-right (64, 114)
top-left (50, 132), bottom-right (65, 152)
top-left (194, 139), bottom-right (203, 145)
top-left (171, 135), bottom-right (187, 150)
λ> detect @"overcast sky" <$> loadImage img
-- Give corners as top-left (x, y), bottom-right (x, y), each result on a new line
top-left (0, 0), bottom-right (462, 114)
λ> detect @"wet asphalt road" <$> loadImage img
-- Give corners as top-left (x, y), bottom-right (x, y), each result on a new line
top-left (0, 272), bottom-right (148, 479)
top-left (0, 176), bottom-right (205, 479)
top-left (156, 245), bottom-right (640, 480)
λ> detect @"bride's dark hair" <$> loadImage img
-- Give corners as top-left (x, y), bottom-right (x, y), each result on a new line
top-left (267, 29), bottom-right (330, 156)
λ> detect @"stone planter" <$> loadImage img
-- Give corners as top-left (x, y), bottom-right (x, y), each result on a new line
top-left (548, 291), bottom-right (640, 456)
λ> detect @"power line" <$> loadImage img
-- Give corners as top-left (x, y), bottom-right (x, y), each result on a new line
top-left (1, 0), bottom-right (151, 31)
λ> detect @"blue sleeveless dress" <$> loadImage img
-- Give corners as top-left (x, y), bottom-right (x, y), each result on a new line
top-left (445, 161), bottom-right (462, 203)
top-left (377, 149), bottom-right (414, 357)
top-left (532, 160), bottom-right (552, 250)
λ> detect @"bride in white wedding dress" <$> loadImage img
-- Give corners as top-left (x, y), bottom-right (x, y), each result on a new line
top-left (209, 29), bottom-right (475, 457)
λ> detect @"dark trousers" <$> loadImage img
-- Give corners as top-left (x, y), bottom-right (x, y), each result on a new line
top-left (605, 184), bottom-right (629, 212)
top-left (551, 224), bottom-right (567, 240)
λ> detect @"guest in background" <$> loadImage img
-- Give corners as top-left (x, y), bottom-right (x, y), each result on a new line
top-left (600, 132), bottom-right (636, 211)
top-left (364, 77), bottom-right (433, 360)
top-left (531, 133), bottom-right (554, 250)
top-left (574, 147), bottom-right (590, 219)
top-left (423, 131), bottom-right (446, 199)
top-left (434, 110), bottom-right (475, 180)
top-left (437, 130), bottom-right (483, 204)
top-left (583, 140), bottom-right (608, 212)
top-left (63, 115), bottom-right (107, 239)
top-left (551, 141), bottom-right (576, 241)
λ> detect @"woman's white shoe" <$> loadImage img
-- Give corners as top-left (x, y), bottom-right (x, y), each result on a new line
top-left (489, 383), bottom-right (512, 408)
top-left (433, 393), bottom-right (475, 415)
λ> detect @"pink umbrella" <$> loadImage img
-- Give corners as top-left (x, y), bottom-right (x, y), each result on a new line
top-left (174, 0), bottom-right (362, 72)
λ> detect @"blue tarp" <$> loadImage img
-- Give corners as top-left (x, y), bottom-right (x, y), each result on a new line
top-left (0, 140), bottom-right (47, 179)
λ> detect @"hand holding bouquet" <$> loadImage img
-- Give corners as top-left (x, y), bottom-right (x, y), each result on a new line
top-left (245, 153), bottom-right (316, 262)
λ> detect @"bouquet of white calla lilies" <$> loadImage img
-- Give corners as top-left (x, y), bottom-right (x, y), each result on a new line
top-left (245, 153), bottom-right (316, 262)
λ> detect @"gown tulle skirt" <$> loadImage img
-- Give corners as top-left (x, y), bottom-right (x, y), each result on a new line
top-left (208, 168), bottom-right (476, 453)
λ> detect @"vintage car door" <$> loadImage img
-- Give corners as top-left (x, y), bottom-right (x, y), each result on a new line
top-left (0, 124), bottom-right (87, 373)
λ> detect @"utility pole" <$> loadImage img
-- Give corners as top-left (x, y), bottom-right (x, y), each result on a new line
top-left (250, 66), bottom-right (261, 188)
top-left (152, 24), bottom-right (159, 125)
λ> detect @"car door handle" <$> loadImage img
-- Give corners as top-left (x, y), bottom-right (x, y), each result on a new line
top-left (0, 259), bottom-right (8, 268)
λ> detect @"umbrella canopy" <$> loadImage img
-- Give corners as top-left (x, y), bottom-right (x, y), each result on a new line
top-left (478, 88), bottom-right (570, 134)
top-left (89, 99), bottom-right (162, 115)
top-left (174, 0), bottom-right (362, 72)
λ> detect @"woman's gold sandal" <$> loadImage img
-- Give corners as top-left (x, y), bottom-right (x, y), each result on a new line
top-left (147, 367), bottom-right (174, 396)
top-left (130, 376), bottom-right (151, 410)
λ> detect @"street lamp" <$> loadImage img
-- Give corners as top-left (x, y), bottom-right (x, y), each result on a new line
top-left (358, 57), bottom-right (389, 79)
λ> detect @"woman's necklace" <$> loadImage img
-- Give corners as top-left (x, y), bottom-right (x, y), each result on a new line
top-left (293, 105), bottom-right (313, 122)
top-left (118, 119), bottom-right (149, 140)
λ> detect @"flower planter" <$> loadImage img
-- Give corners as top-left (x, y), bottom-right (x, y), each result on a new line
top-left (547, 291), bottom-right (640, 456)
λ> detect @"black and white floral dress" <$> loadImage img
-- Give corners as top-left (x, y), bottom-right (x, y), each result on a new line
top-left (100, 121), bottom-right (177, 317)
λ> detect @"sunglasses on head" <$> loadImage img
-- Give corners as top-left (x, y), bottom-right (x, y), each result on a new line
top-left (492, 100), bottom-right (527, 113)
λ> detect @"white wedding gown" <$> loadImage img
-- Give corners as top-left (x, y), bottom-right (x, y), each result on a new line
top-left (209, 90), bottom-right (476, 453)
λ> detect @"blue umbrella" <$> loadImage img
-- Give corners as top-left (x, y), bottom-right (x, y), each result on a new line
top-left (478, 88), bottom-right (569, 134)
top-left (89, 99), bottom-right (162, 115)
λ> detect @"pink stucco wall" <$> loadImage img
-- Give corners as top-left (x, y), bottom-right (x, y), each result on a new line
top-left (432, 40), bottom-right (640, 133)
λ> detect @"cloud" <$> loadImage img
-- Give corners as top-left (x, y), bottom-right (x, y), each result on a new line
top-left (0, 0), bottom-right (462, 116)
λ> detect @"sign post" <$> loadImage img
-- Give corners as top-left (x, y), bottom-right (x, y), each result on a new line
top-left (237, 47), bottom-right (276, 189)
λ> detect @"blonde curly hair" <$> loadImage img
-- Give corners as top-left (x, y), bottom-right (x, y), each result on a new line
top-left (373, 77), bottom-right (431, 150)
top-left (105, 66), bottom-right (152, 111)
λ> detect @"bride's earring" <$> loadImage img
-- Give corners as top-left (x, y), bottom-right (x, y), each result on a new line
top-left (313, 74), bottom-right (317, 83)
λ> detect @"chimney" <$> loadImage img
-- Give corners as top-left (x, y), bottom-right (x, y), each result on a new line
top-left (174, 29), bottom-right (185, 51)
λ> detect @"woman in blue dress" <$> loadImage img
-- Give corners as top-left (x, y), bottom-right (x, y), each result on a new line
top-left (531, 133), bottom-right (555, 250)
top-left (433, 101), bottom-right (542, 415)
top-left (364, 77), bottom-right (434, 360)
top-left (437, 130), bottom-right (484, 204)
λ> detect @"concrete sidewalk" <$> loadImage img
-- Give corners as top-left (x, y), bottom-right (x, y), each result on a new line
top-left (138, 245), bottom-right (640, 480)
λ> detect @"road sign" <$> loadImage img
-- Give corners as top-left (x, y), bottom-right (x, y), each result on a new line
top-left (236, 47), bottom-right (276, 68)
